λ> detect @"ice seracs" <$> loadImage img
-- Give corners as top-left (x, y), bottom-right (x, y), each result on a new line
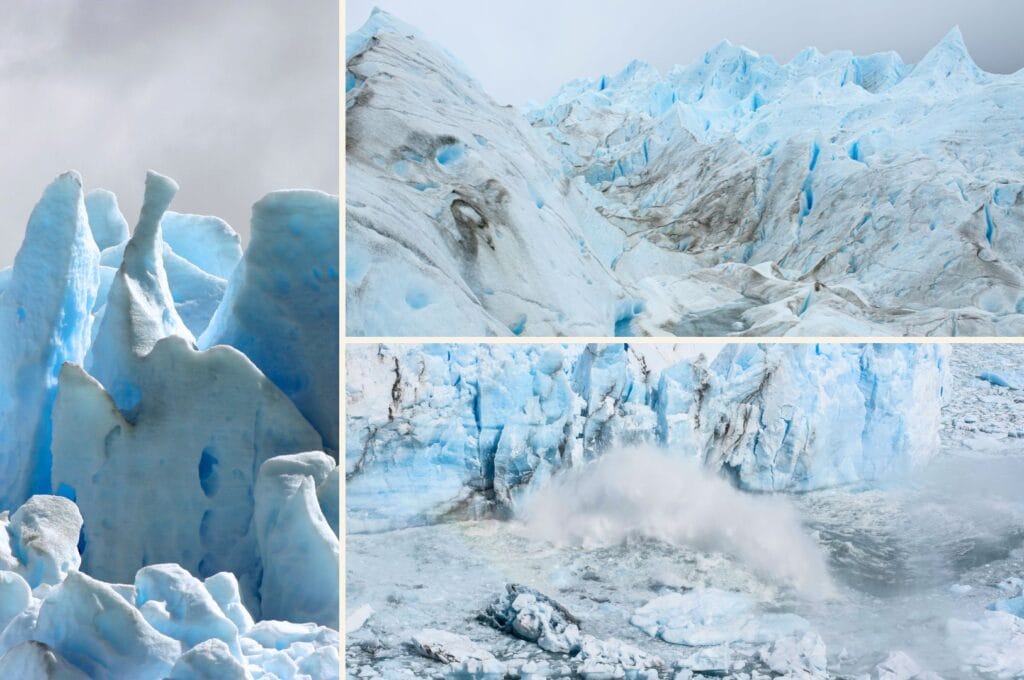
top-left (0, 172), bottom-right (99, 509)
top-left (346, 342), bottom-right (947, 530)
top-left (0, 166), bottom-right (338, 679)
top-left (347, 10), bottom-right (1024, 336)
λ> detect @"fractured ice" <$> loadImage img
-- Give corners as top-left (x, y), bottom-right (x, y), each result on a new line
top-left (346, 342), bottom-right (947, 531)
top-left (0, 169), bottom-right (339, 678)
top-left (347, 10), bottom-right (1024, 337)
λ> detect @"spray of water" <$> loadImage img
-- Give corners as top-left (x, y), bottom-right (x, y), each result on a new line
top-left (520, 447), bottom-right (836, 597)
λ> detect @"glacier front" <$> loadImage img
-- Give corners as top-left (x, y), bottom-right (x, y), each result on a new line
top-left (346, 10), bottom-right (1024, 337)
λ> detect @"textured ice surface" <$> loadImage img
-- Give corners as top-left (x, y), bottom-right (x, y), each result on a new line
top-left (347, 11), bottom-right (1024, 337)
top-left (0, 167), bottom-right (338, 678)
top-left (348, 344), bottom-right (1024, 678)
top-left (346, 342), bottom-right (946, 530)
top-left (0, 172), bottom-right (99, 508)
top-left (201, 190), bottom-right (340, 451)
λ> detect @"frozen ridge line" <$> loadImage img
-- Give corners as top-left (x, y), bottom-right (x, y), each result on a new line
top-left (0, 170), bottom-right (339, 678)
top-left (347, 9), bottom-right (1024, 336)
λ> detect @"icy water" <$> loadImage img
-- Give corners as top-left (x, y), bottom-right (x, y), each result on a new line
top-left (346, 346), bottom-right (1024, 678)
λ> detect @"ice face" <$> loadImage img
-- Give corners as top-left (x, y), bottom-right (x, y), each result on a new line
top-left (200, 190), bottom-right (340, 452)
top-left (347, 343), bottom-right (947, 530)
top-left (51, 339), bottom-right (323, 613)
top-left (0, 165), bottom-right (338, 678)
top-left (0, 172), bottom-right (99, 509)
top-left (347, 11), bottom-right (1024, 337)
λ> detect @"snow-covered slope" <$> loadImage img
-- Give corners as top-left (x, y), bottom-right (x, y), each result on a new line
top-left (346, 10), bottom-right (1024, 337)
top-left (346, 342), bottom-right (946, 531)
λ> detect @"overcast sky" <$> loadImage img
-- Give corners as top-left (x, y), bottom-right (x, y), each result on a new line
top-left (0, 0), bottom-right (338, 266)
top-left (346, 0), bottom-right (1024, 106)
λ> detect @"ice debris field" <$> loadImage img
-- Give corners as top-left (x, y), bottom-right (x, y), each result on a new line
top-left (346, 9), bottom-right (1024, 337)
top-left (0, 169), bottom-right (339, 679)
top-left (346, 343), bottom-right (1024, 678)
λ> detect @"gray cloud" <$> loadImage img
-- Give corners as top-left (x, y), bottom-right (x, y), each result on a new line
top-left (346, 0), bottom-right (1024, 106)
top-left (0, 0), bottom-right (338, 266)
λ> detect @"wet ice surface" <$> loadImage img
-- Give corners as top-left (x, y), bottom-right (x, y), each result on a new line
top-left (345, 345), bottom-right (1024, 678)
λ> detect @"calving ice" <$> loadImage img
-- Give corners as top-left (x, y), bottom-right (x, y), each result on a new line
top-left (0, 170), bottom-right (340, 679)
top-left (346, 342), bottom-right (1024, 678)
top-left (346, 9), bottom-right (1024, 337)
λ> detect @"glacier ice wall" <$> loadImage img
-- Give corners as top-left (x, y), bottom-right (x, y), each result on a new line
top-left (0, 168), bottom-right (339, 677)
top-left (346, 343), bottom-right (947, 531)
top-left (346, 10), bottom-right (1024, 337)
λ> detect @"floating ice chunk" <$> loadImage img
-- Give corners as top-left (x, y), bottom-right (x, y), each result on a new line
top-left (949, 611), bottom-right (1024, 679)
top-left (978, 371), bottom-right (1014, 389)
top-left (201, 190), bottom-right (339, 451)
top-left (630, 589), bottom-right (809, 646)
top-left (576, 635), bottom-right (664, 677)
top-left (0, 171), bottom-right (99, 507)
top-left (345, 603), bottom-right (373, 634)
top-left (873, 650), bottom-right (942, 680)
top-left (161, 212), bottom-right (243, 280)
top-left (87, 171), bottom-right (194, 412)
top-left (761, 632), bottom-right (828, 679)
top-left (478, 584), bottom-right (582, 654)
top-left (254, 452), bottom-right (340, 628)
top-left (4, 495), bottom-right (82, 587)
top-left (0, 641), bottom-right (89, 679)
top-left (168, 639), bottom-right (252, 680)
top-left (990, 594), bottom-right (1024, 618)
top-left (84, 189), bottom-right (130, 250)
top-left (410, 629), bottom-right (495, 664)
top-left (51, 339), bottom-right (322, 613)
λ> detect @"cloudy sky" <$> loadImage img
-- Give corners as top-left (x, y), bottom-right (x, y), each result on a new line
top-left (0, 0), bottom-right (338, 266)
top-left (346, 0), bottom-right (1024, 105)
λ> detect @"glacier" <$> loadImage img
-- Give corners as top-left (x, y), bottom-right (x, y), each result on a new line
top-left (0, 170), bottom-right (339, 678)
top-left (346, 342), bottom-right (947, 531)
top-left (346, 9), bottom-right (1024, 337)
top-left (347, 342), bottom-right (1024, 678)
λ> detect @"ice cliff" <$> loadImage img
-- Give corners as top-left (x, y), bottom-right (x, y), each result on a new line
top-left (0, 170), bottom-right (339, 678)
top-left (346, 342), bottom-right (947, 532)
top-left (346, 9), bottom-right (1024, 336)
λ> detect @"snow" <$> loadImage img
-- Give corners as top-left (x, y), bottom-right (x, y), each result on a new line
top-left (347, 11), bottom-right (1024, 337)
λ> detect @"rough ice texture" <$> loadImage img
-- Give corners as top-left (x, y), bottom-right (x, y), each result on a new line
top-left (0, 495), bottom-right (82, 588)
top-left (201, 190), bottom-right (339, 452)
top-left (0, 172), bottom-right (99, 508)
top-left (347, 12), bottom-right (1024, 337)
top-left (0, 505), bottom-right (340, 679)
top-left (51, 339), bottom-right (323, 614)
top-left (0, 167), bottom-right (339, 678)
top-left (87, 170), bottom-right (195, 413)
top-left (630, 589), bottom-right (809, 646)
top-left (347, 343), bottom-right (947, 530)
top-left (253, 452), bottom-right (340, 628)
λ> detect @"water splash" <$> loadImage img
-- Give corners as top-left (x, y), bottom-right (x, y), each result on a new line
top-left (520, 447), bottom-right (836, 597)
